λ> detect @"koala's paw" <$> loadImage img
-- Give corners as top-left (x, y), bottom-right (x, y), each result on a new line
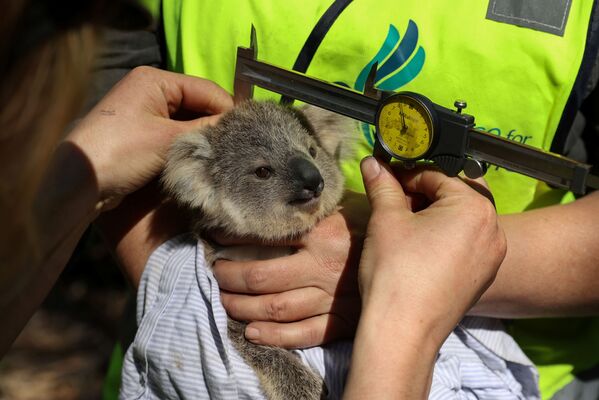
top-left (228, 318), bottom-right (327, 400)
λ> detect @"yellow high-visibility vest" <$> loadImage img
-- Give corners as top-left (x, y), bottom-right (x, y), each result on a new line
top-left (153, 1), bottom-right (598, 397)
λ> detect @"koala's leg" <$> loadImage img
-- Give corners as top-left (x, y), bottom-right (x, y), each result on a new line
top-left (228, 318), bottom-right (327, 400)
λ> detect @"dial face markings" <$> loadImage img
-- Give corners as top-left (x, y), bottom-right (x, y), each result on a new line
top-left (377, 95), bottom-right (433, 160)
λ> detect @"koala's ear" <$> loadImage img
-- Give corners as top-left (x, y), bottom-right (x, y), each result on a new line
top-left (299, 105), bottom-right (356, 162)
top-left (161, 130), bottom-right (219, 211)
top-left (287, 106), bottom-right (316, 135)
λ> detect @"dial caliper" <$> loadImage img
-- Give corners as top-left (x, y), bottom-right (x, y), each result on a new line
top-left (233, 29), bottom-right (599, 195)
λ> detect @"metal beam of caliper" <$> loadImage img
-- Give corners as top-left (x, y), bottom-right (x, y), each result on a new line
top-left (466, 129), bottom-right (597, 194)
top-left (234, 45), bottom-right (379, 124)
top-left (234, 40), bottom-right (599, 195)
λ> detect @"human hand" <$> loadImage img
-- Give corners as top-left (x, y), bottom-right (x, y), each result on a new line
top-left (76, 67), bottom-right (232, 284)
top-left (343, 158), bottom-right (506, 399)
top-left (213, 190), bottom-right (369, 348)
top-left (67, 66), bottom-right (233, 211)
top-left (357, 157), bottom-right (506, 341)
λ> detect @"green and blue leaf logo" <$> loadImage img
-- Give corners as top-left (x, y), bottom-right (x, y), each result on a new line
top-left (338, 20), bottom-right (425, 146)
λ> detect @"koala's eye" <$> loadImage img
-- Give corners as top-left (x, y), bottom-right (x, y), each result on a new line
top-left (255, 167), bottom-right (272, 179)
top-left (309, 146), bottom-right (317, 158)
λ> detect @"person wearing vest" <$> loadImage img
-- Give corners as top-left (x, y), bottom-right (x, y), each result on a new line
top-left (99, 1), bottom-right (599, 398)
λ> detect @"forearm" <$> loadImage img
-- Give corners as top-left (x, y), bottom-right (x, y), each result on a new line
top-left (0, 140), bottom-right (100, 356)
top-left (344, 287), bottom-right (443, 399)
top-left (96, 206), bottom-right (157, 289)
top-left (96, 184), bottom-right (187, 288)
top-left (473, 191), bottom-right (599, 318)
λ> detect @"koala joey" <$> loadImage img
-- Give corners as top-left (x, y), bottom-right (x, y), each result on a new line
top-left (162, 100), bottom-right (355, 400)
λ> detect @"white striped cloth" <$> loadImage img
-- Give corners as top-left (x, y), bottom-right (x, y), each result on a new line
top-left (120, 235), bottom-right (539, 399)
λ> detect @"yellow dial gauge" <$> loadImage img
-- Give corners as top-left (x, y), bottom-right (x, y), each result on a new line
top-left (376, 94), bottom-right (435, 160)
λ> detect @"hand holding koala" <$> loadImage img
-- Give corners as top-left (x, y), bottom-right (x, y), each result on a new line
top-left (345, 159), bottom-right (506, 399)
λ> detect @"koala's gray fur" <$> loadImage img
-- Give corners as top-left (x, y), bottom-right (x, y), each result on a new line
top-left (162, 100), bottom-right (355, 400)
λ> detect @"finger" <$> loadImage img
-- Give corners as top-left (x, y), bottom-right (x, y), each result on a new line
top-left (208, 230), bottom-right (304, 247)
top-left (221, 287), bottom-right (332, 322)
top-left (403, 191), bottom-right (430, 212)
top-left (244, 314), bottom-right (353, 348)
top-left (459, 175), bottom-right (490, 190)
top-left (396, 167), bottom-right (476, 202)
top-left (213, 254), bottom-right (316, 294)
top-left (459, 175), bottom-right (495, 206)
top-left (157, 69), bottom-right (234, 115)
top-left (360, 156), bottom-right (409, 212)
top-left (172, 114), bottom-right (224, 132)
top-left (395, 165), bottom-right (495, 205)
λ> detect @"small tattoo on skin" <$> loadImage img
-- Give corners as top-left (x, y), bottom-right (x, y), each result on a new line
top-left (100, 109), bottom-right (116, 116)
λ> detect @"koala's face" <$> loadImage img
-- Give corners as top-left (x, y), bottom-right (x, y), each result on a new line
top-left (162, 101), bottom-right (347, 240)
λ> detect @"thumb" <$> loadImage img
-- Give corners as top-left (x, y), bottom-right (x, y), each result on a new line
top-left (360, 157), bottom-right (408, 212)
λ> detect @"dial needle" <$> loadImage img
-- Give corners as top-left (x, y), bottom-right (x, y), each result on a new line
top-left (399, 104), bottom-right (407, 134)
top-left (399, 104), bottom-right (414, 137)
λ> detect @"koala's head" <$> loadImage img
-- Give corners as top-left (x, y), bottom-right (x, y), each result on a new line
top-left (162, 101), bottom-right (352, 240)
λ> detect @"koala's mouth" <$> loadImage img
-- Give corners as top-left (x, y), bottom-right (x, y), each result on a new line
top-left (288, 191), bottom-right (322, 211)
top-left (288, 177), bottom-right (325, 211)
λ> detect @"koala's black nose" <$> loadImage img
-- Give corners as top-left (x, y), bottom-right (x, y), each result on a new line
top-left (289, 157), bottom-right (324, 200)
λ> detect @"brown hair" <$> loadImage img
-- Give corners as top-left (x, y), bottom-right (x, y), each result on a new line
top-left (0, 0), bottom-right (98, 270)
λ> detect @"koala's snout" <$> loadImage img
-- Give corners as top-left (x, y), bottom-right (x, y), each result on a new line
top-left (288, 156), bottom-right (325, 203)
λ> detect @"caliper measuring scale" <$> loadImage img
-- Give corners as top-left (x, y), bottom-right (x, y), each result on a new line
top-left (234, 37), bottom-right (599, 195)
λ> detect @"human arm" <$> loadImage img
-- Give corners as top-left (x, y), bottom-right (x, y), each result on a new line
top-left (0, 67), bottom-right (232, 356)
top-left (472, 190), bottom-right (599, 318)
top-left (343, 157), bottom-right (505, 399)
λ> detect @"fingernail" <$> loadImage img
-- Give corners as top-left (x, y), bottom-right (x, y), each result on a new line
top-left (245, 327), bottom-right (261, 342)
top-left (361, 156), bottom-right (381, 181)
